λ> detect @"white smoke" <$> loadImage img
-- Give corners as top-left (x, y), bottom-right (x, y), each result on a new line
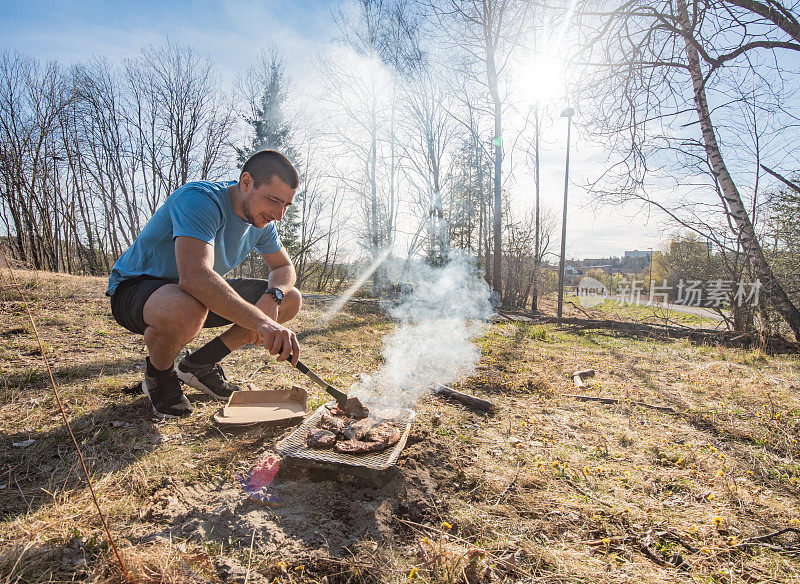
top-left (354, 253), bottom-right (493, 409)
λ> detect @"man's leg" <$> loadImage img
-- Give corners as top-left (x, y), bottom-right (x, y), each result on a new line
top-left (177, 287), bottom-right (302, 398)
top-left (142, 284), bottom-right (209, 368)
top-left (140, 284), bottom-right (209, 417)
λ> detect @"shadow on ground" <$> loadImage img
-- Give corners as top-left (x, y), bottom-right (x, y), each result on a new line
top-left (1, 400), bottom-right (160, 520)
top-left (3, 356), bottom-right (144, 393)
top-left (500, 311), bottom-right (797, 353)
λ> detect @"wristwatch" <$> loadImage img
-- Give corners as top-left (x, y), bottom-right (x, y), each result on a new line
top-left (266, 287), bottom-right (284, 305)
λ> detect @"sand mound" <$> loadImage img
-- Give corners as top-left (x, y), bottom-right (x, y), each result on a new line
top-left (135, 427), bottom-right (451, 558)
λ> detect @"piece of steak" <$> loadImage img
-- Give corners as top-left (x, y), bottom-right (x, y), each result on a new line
top-left (364, 421), bottom-right (401, 446)
top-left (327, 403), bottom-right (370, 419)
top-left (318, 413), bottom-right (346, 434)
top-left (345, 402), bottom-right (369, 419)
top-left (333, 438), bottom-right (385, 454)
top-left (306, 429), bottom-right (337, 449)
top-left (342, 418), bottom-right (375, 441)
top-left (333, 421), bottom-right (402, 455)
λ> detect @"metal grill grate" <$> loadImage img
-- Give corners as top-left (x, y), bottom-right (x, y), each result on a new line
top-left (276, 403), bottom-right (415, 471)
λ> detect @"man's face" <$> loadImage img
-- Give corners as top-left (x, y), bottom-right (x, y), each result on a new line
top-left (240, 174), bottom-right (296, 228)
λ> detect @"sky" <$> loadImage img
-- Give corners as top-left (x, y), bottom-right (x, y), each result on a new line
top-left (0, 0), bottom-right (666, 260)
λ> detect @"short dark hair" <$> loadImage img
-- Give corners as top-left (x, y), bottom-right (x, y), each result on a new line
top-left (241, 150), bottom-right (299, 189)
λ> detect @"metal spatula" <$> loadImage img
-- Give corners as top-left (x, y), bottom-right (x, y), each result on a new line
top-left (291, 357), bottom-right (365, 414)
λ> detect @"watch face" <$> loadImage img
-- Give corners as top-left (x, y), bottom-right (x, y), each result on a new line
top-left (270, 288), bottom-right (284, 303)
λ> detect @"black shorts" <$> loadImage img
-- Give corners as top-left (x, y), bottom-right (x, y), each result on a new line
top-left (110, 276), bottom-right (272, 335)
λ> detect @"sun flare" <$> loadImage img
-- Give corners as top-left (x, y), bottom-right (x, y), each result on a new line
top-left (518, 55), bottom-right (567, 104)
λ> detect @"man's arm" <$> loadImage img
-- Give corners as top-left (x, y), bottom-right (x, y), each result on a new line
top-left (255, 248), bottom-right (296, 325)
top-left (174, 236), bottom-right (299, 363)
top-left (262, 247), bottom-right (297, 294)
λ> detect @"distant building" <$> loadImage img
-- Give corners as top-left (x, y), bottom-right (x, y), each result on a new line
top-left (624, 250), bottom-right (653, 259)
top-left (565, 264), bottom-right (583, 276)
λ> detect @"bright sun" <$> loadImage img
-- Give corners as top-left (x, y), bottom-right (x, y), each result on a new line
top-left (518, 54), bottom-right (567, 104)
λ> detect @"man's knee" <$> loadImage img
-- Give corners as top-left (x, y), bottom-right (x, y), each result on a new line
top-left (144, 284), bottom-right (208, 340)
top-left (277, 287), bottom-right (301, 324)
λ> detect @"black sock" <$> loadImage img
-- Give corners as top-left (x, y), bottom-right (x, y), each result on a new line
top-left (146, 356), bottom-right (174, 378)
top-left (186, 336), bottom-right (231, 365)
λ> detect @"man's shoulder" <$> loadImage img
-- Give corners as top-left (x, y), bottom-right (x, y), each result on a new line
top-left (169, 180), bottom-right (234, 210)
top-left (174, 180), bottom-right (234, 199)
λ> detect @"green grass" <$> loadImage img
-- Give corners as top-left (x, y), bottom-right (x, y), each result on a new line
top-left (567, 295), bottom-right (724, 327)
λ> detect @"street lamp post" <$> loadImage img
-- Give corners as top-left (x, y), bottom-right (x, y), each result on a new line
top-left (556, 107), bottom-right (574, 320)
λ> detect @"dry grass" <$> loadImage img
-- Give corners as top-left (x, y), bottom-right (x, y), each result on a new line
top-left (1, 269), bottom-right (799, 583)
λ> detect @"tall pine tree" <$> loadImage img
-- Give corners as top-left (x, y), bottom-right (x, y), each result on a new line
top-left (236, 49), bottom-right (303, 260)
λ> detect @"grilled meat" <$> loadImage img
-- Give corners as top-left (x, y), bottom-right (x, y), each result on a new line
top-left (345, 402), bottom-right (369, 419)
top-left (342, 418), bottom-right (374, 440)
top-left (318, 413), bottom-right (346, 434)
top-left (327, 402), bottom-right (369, 419)
top-left (364, 421), bottom-right (401, 446)
top-left (333, 438), bottom-right (385, 454)
top-left (311, 409), bottom-right (403, 455)
top-left (306, 429), bottom-right (337, 449)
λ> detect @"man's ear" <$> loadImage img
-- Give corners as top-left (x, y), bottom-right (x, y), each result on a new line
top-left (240, 171), bottom-right (253, 191)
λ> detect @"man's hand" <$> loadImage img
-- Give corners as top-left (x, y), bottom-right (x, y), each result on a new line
top-left (250, 320), bottom-right (299, 366)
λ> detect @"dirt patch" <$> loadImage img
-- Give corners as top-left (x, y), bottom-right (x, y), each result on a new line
top-left (136, 426), bottom-right (452, 559)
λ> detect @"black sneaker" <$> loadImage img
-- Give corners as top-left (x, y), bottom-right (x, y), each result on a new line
top-left (142, 368), bottom-right (193, 419)
top-left (176, 358), bottom-right (240, 400)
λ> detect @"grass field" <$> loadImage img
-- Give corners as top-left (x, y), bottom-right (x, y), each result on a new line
top-left (559, 296), bottom-right (724, 328)
top-left (2, 270), bottom-right (800, 583)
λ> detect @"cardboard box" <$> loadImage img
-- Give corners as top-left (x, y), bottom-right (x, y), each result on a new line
top-left (214, 386), bottom-right (308, 425)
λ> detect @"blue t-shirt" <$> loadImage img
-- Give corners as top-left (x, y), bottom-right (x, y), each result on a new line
top-left (106, 180), bottom-right (282, 295)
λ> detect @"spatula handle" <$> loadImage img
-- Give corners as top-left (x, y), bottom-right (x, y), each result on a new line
top-left (292, 358), bottom-right (347, 404)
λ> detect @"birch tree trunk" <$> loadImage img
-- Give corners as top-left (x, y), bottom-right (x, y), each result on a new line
top-left (677, 0), bottom-right (800, 340)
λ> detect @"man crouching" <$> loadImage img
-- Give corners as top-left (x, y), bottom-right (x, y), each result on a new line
top-left (107, 150), bottom-right (302, 418)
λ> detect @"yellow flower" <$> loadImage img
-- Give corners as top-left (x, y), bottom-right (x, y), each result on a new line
top-left (728, 537), bottom-right (737, 545)
top-left (791, 478), bottom-right (797, 486)
top-left (710, 446), bottom-right (717, 453)
top-left (713, 517), bottom-right (722, 526)
top-left (717, 470), bottom-right (724, 477)
top-left (408, 566), bottom-right (418, 579)
top-left (442, 521), bottom-right (452, 531)
top-left (701, 546), bottom-right (711, 555)
top-left (422, 537), bottom-right (429, 545)
top-left (708, 493), bottom-right (716, 500)
top-left (677, 457), bottom-right (683, 465)
top-left (602, 538), bottom-right (610, 545)
top-left (747, 470), bottom-right (754, 476)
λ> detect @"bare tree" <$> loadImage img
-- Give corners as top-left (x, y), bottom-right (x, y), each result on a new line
top-left (400, 73), bottom-right (455, 264)
top-left (125, 42), bottom-right (233, 214)
top-left (576, 0), bottom-right (800, 339)
top-left (424, 0), bottom-right (531, 299)
top-left (0, 50), bottom-right (69, 269)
